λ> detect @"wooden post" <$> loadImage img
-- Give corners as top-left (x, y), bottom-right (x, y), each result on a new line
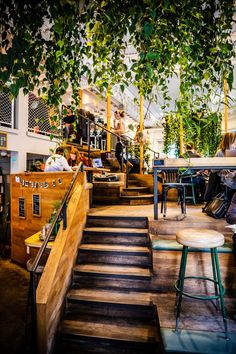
top-left (139, 95), bottom-right (144, 175)
top-left (179, 113), bottom-right (183, 156)
top-left (224, 79), bottom-right (228, 133)
top-left (106, 89), bottom-right (111, 152)
top-left (79, 89), bottom-right (83, 108)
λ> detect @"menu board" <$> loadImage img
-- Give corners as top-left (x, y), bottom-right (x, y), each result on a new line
top-left (32, 194), bottom-right (41, 216)
top-left (18, 197), bottom-right (26, 218)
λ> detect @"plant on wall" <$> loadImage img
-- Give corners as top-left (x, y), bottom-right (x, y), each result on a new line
top-left (0, 0), bottom-right (234, 130)
top-left (163, 110), bottom-right (222, 157)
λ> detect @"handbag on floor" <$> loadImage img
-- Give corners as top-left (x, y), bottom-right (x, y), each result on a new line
top-left (203, 192), bottom-right (229, 219)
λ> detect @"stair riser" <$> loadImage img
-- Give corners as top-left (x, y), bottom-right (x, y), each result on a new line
top-left (86, 217), bottom-right (148, 229)
top-left (121, 191), bottom-right (149, 196)
top-left (82, 235), bottom-right (149, 246)
top-left (73, 275), bottom-right (152, 292)
top-left (66, 302), bottom-right (155, 320)
top-left (77, 253), bottom-right (151, 267)
top-left (58, 336), bottom-right (158, 354)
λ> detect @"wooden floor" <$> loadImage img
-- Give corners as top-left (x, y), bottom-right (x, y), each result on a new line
top-left (91, 201), bottom-right (236, 340)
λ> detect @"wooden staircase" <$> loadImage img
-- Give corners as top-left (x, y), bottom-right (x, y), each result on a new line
top-left (56, 215), bottom-right (160, 354)
top-left (120, 177), bottom-right (154, 205)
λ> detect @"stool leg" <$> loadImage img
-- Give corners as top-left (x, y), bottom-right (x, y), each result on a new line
top-left (210, 249), bottom-right (219, 309)
top-left (183, 187), bottom-right (186, 214)
top-left (163, 187), bottom-right (167, 217)
top-left (212, 248), bottom-right (228, 339)
top-left (161, 187), bottom-right (164, 213)
top-left (191, 184), bottom-right (196, 205)
top-left (180, 187), bottom-right (186, 214)
top-left (175, 246), bottom-right (188, 331)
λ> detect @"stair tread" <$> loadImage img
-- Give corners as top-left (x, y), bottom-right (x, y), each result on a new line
top-left (60, 319), bottom-right (157, 343)
top-left (123, 187), bottom-right (148, 190)
top-left (74, 264), bottom-right (151, 277)
top-left (87, 215), bottom-right (147, 220)
top-left (79, 244), bottom-right (150, 253)
top-left (84, 227), bottom-right (148, 233)
top-left (120, 194), bottom-right (154, 199)
top-left (67, 288), bottom-right (154, 306)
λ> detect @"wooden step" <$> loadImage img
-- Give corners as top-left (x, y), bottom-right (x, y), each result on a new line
top-left (83, 227), bottom-right (149, 245)
top-left (78, 244), bottom-right (151, 266)
top-left (86, 215), bottom-right (148, 229)
top-left (79, 244), bottom-right (150, 254)
top-left (67, 288), bottom-right (154, 307)
top-left (66, 289), bottom-right (156, 319)
top-left (121, 187), bottom-right (149, 196)
top-left (59, 319), bottom-right (157, 344)
top-left (120, 194), bottom-right (154, 205)
top-left (74, 264), bottom-right (151, 279)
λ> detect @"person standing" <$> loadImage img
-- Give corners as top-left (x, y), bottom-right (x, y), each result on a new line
top-left (44, 147), bottom-right (72, 172)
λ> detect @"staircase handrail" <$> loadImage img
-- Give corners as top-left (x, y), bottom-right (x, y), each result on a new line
top-left (27, 162), bottom-right (84, 347)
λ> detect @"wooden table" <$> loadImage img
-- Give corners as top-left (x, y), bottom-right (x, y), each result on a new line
top-left (25, 231), bottom-right (54, 255)
top-left (153, 157), bottom-right (236, 220)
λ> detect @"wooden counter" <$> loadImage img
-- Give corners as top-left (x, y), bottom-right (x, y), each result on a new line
top-left (25, 231), bottom-right (54, 256)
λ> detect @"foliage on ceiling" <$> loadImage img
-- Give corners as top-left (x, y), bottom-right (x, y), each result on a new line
top-left (0, 0), bottom-right (234, 121)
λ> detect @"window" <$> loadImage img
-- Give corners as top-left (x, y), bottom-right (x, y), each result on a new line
top-left (0, 92), bottom-right (15, 128)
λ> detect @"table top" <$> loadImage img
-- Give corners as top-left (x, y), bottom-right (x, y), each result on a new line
top-left (25, 231), bottom-right (54, 249)
top-left (153, 157), bottom-right (236, 170)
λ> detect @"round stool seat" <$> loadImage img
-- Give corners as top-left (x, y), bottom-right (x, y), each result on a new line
top-left (176, 228), bottom-right (224, 249)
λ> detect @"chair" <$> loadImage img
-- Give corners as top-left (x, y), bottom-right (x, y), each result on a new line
top-left (178, 169), bottom-right (197, 204)
top-left (175, 228), bottom-right (228, 339)
top-left (161, 170), bottom-right (187, 217)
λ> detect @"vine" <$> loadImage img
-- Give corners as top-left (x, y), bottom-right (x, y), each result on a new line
top-left (0, 0), bottom-right (234, 132)
top-left (163, 110), bottom-right (222, 157)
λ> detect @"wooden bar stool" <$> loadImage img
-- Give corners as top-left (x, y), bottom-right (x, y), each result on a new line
top-left (175, 228), bottom-right (228, 339)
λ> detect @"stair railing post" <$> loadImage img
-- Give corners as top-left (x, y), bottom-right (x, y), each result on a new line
top-left (30, 271), bottom-right (38, 351)
top-left (62, 205), bottom-right (67, 230)
top-left (125, 143), bottom-right (129, 189)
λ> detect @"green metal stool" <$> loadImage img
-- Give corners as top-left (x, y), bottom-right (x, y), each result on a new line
top-left (175, 228), bottom-right (228, 339)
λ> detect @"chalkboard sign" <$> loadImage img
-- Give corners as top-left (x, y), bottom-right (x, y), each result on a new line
top-left (32, 194), bottom-right (41, 216)
top-left (18, 197), bottom-right (26, 218)
top-left (0, 132), bottom-right (7, 149)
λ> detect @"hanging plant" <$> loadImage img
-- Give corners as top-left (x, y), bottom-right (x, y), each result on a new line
top-left (163, 109), bottom-right (222, 157)
top-left (0, 0), bottom-right (234, 126)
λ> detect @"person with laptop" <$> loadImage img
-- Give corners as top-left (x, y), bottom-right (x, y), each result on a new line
top-left (45, 147), bottom-right (72, 172)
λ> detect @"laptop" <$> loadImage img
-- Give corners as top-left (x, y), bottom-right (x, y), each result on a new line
top-left (225, 149), bottom-right (236, 157)
top-left (92, 157), bottom-right (103, 168)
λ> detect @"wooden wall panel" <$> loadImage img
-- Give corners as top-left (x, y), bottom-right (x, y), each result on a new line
top-left (10, 172), bottom-right (74, 265)
top-left (153, 250), bottom-right (236, 295)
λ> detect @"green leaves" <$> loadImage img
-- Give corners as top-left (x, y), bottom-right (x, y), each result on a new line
top-left (0, 0), bottom-right (234, 133)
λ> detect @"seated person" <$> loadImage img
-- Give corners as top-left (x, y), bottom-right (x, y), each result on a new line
top-left (179, 142), bottom-right (206, 203)
top-left (67, 147), bottom-right (81, 169)
top-left (226, 192), bottom-right (236, 224)
top-left (45, 147), bottom-right (72, 172)
top-left (204, 132), bottom-right (236, 202)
